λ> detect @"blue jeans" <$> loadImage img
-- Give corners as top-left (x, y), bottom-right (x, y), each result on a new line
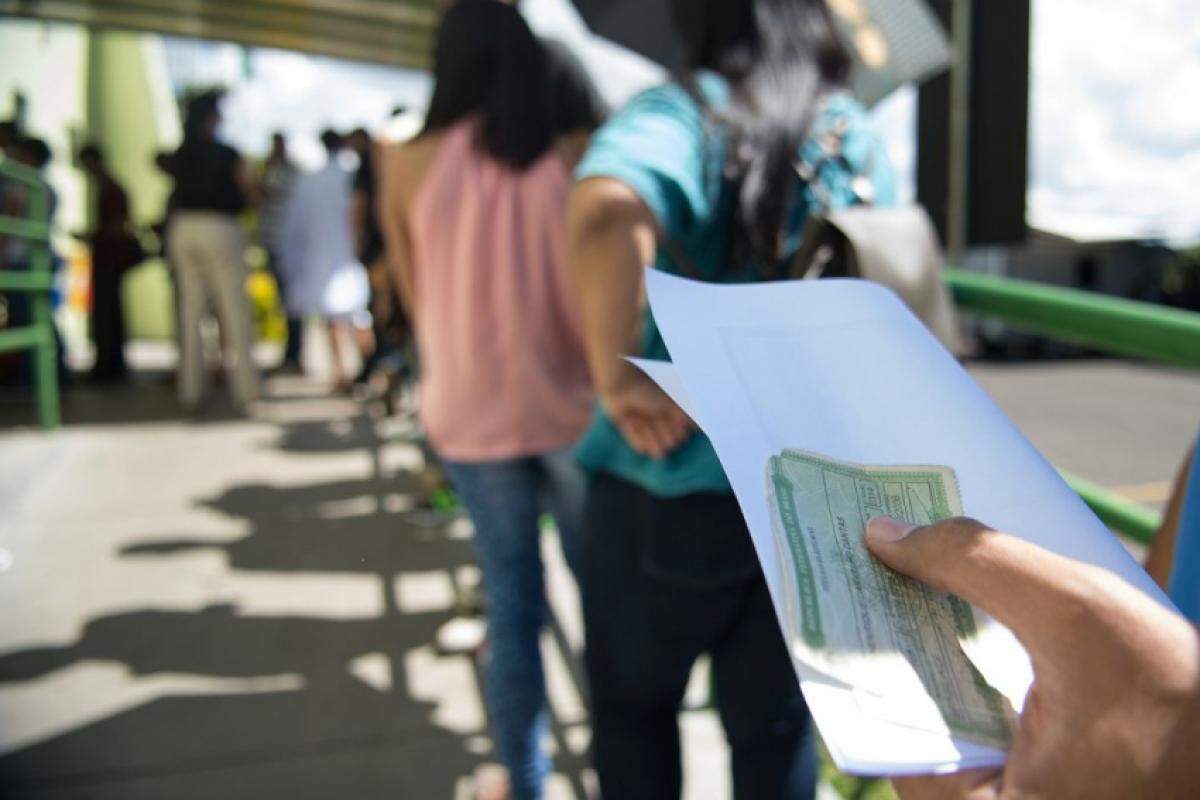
top-left (442, 449), bottom-right (585, 800)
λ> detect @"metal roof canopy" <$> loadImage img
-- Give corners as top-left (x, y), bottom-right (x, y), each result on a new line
top-left (0, 0), bottom-right (441, 69)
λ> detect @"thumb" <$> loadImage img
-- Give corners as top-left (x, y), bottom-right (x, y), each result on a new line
top-left (865, 515), bottom-right (1090, 647)
top-left (864, 516), bottom-right (994, 597)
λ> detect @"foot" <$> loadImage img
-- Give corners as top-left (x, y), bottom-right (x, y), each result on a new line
top-left (473, 764), bottom-right (510, 800)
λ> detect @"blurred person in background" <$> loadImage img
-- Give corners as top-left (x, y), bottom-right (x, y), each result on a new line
top-left (344, 126), bottom-right (390, 387)
top-left (0, 120), bottom-right (19, 213)
top-left (151, 150), bottom-right (181, 384)
top-left (2, 137), bottom-right (57, 275)
top-left (2, 136), bottom-right (56, 221)
top-left (167, 90), bottom-right (259, 414)
top-left (78, 144), bottom-right (142, 383)
top-left (566, 0), bottom-right (895, 797)
top-left (0, 119), bottom-right (18, 156)
top-left (257, 131), bottom-right (302, 371)
top-left (278, 129), bottom-right (372, 393)
top-left (1, 135), bottom-right (59, 384)
top-left (1, 135), bottom-right (65, 383)
top-left (377, 3), bottom-right (593, 797)
top-left (346, 124), bottom-right (414, 407)
top-left (152, 150), bottom-right (178, 247)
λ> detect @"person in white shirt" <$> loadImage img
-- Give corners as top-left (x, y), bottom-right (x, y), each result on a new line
top-left (277, 129), bottom-right (372, 391)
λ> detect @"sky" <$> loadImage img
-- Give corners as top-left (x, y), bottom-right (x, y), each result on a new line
top-left (163, 0), bottom-right (1200, 244)
top-left (1025, 0), bottom-right (1200, 243)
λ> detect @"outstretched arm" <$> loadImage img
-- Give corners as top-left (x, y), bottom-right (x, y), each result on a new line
top-left (567, 176), bottom-right (691, 458)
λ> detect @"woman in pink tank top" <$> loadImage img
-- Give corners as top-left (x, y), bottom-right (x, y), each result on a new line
top-left (377, 4), bottom-right (595, 798)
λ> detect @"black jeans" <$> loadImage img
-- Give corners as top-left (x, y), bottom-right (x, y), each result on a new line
top-left (582, 473), bottom-right (817, 800)
top-left (268, 249), bottom-right (303, 365)
top-left (90, 263), bottom-right (126, 380)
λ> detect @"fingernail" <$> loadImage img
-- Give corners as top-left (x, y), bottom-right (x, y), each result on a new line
top-left (867, 516), bottom-right (916, 543)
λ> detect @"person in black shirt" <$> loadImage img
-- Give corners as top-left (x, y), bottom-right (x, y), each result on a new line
top-left (166, 91), bottom-right (260, 414)
top-left (79, 144), bottom-right (142, 382)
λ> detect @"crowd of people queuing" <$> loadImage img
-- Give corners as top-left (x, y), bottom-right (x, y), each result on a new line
top-left (3, 0), bottom-right (1199, 798)
top-left (0, 91), bottom-right (400, 407)
top-left (162, 103), bottom-right (409, 411)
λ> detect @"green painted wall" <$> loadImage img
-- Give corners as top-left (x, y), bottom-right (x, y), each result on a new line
top-left (87, 31), bottom-right (181, 341)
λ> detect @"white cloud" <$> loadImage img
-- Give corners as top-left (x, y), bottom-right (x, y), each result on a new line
top-left (1028, 0), bottom-right (1200, 242)
top-left (870, 0), bottom-right (1200, 243)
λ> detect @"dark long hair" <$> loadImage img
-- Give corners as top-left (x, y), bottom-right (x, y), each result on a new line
top-left (671, 0), bottom-right (851, 265)
top-left (421, 0), bottom-right (553, 169)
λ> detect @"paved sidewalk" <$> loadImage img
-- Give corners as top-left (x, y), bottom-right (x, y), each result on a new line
top-left (0, 375), bottom-right (734, 799)
top-left (1, 357), bottom-right (1194, 798)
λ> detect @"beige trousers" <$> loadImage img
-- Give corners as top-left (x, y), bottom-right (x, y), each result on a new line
top-left (167, 212), bottom-right (259, 411)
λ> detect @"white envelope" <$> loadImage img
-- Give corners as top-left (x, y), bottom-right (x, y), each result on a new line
top-left (632, 268), bottom-right (1173, 775)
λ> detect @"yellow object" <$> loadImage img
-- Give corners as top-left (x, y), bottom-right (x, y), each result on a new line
top-left (246, 268), bottom-right (286, 343)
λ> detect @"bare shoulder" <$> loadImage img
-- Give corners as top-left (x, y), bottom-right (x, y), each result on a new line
top-left (379, 133), bottom-right (444, 194)
top-left (381, 135), bottom-right (444, 183)
top-left (390, 134), bottom-right (442, 170)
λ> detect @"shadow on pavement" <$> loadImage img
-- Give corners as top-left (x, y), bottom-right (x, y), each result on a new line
top-left (0, 407), bottom-right (595, 798)
top-left (0, 375), bottom-right (243, 429)
top-left (0, 372), bottom-right (361, 431)
top-left (0, 606), bottom-right (472, 798)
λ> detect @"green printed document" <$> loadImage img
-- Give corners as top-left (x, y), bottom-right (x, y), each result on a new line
top-left (632, 268), bottom-right (1173, 775)
top-left (766, 450), bottom-right (1011, 750)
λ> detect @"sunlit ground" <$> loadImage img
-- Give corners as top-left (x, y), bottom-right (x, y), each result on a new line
top-left (0, 367), bottom-right (740, 799)
top-left (0, 348), bottom-right (1192, 798)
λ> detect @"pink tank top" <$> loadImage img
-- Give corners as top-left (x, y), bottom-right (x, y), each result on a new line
top-left (408, 120), bottom-right (594, 461)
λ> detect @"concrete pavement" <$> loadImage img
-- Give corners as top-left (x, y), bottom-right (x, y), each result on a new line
top-left (0, 357), bottom-right (1195, 798)
top-left (0, 375), bottom-right (730, 799)
top-left (970, 359), bottom-right (1198, 508)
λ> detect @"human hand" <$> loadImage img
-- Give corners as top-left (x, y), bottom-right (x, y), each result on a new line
top-left (601, 366), bottom-right (693, 459)
top-left (865, 516), bottom-right (1200, 800)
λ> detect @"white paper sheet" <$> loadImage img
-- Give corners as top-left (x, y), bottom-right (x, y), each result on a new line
top-left (635, 268), bottom-right (1174, 775)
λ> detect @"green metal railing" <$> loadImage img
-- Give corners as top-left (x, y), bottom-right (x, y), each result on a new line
top-left (1060, 470), bottom-right (1162, 545)
top-left (0, 158), bottom-right (60, 429)
top-left (945, 267), bottom-right (1200, 543)
top-left (946, 267), bottom-right (1200, 369)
